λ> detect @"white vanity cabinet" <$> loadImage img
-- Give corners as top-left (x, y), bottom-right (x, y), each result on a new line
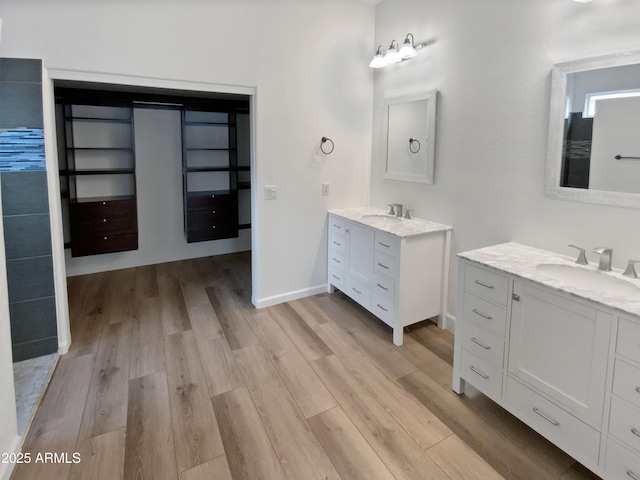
top-left (453, 243), bottom-right (640, 480)
top-left (327, 209), bottom-right (452, 346)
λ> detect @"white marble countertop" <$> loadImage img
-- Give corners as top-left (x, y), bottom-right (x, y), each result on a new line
top-left (459, 242), bottom-right (640, 318)
top-left (329, 207), bottom-right (452, 238)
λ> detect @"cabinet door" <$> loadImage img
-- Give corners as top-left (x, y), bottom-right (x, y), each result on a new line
top-left (347, 222), bottom-right (374, 284)
top-left (508, 281), bottom-right (611, 425)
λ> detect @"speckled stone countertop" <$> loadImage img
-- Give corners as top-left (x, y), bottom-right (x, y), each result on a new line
top-left (329, 207), bottom-right (452, 238)
top-left (459, 242), bottom-right (640, 318)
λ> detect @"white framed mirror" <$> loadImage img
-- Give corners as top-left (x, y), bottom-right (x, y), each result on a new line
top-left (546, 50), bottom-right (640, 209)
top-left (383, 89), bottom-right (437, 184)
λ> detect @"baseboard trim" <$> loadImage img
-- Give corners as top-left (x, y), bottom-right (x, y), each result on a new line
top-left (253, 284), bottom-right (328, 309)
top-left (0, 434), bottom-right (23, 480)
top-left (442, 313), bottom-right (456, 334)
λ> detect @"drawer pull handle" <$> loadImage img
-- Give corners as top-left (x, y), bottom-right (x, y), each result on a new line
top-left (376, 303), bottom-right (388, 312)
top-left (103, 236), bottom-right (108, 240)
top-left (212, 225), bottom-right (216, 229)
top-left (102, 201), bottom-right (106, 205)
top-left (378, 242), bottom-right (390, 248)
top-left (632, 427), bottom-right (640, 438)
top-left (628, 470), bottom-right (640, 480)
top-left (472, 309), bottom-right (493, 320)
top-left (469, 366), bottom-right (489, 379)
top-left (377, 263), bottom-right (389, 270)
top-left (333, 224), bottom-right (342, 229)
top-left (211, 194), bottom-right (216, 198)
top-left (636, 386), bottom-right (640, 394)
top-left (332, 274), bottom-right (340, 280)
top-left (103, 218), bottom-right (107, 222)
top-left (333, 241), bottom-right (342, 246)
top-left (212, 210), bottom-right (216, 214)
top-left (377, 283), bottom-right (389, 291)
top-left (532, 407), bottom-right (560, 426)
top-left (471, 337), bottom-right (491, 350)
top-left (352, 287), bottom-right (362, 295)
top-left (474, 279), bottom-right (495, 289)
top-left (332, 258), bottom-right (341, 264)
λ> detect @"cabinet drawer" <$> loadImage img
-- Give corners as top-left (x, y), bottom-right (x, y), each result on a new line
top-left (329, 251), bottom-right (345, 271)
top-left (71, 233), bottom-right (138, 257)
top-left (464, 264), bottom-right (509, 306)
top-left (613, 360), bottom-right (640, 410)
top-left (374, 231), bottom-right (397, 258)
top-left (374, 251), bottom-right (397, 279)
top-left (186, 224), bottom-right (238, 242)
top-left (373, 272), bottom-right (394, 303)
top-left (328, 267), bottom-right (344, 290)
top-left (345, 275), bottom-right (371, 310)
top-left (463, 292), bottom-right (508, 337)
top-left (505, 377), bottom-right (600, 463)
top-left (610, 398), bottom-right (640, 454)
top-left (372, 292), bottom-right (394, 327)
top-left (187, 210), bottom-right (235, 229)
top-left (460, 349), bottom-right (503, 401)
top-left (329, 231), bottom-right (346, 255)
top-left (329, 216), bottom-right (346, 236)
top-left (186, 193), bottom-right (233, 212)
top-left (605, 439), bottom-right (640, 480)
top-left (462, 321), bottom-right (505, 368)
top-left (618, 318), bottom-right (640, 364)
top-left (70, 198), bottom-right (136, 221)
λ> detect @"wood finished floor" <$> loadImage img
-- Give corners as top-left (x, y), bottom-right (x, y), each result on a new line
top-left (12, 252), bottom-right (601, 480)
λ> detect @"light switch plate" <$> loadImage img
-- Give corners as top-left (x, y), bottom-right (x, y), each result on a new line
top-left (265, 185), bottom-right (278, 200)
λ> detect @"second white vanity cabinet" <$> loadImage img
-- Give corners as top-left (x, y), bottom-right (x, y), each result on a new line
top-left (328, 208), bottom-right (452, 346)
top-left (453, 242), bottom-right (640, 480)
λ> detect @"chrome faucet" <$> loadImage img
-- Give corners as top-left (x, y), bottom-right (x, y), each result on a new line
top-left (593, 247), bottom-right (613, 272)
top-left (568, 245), bottom-right (588, 265)
top-left (394, 204), bottom-right (403, 218)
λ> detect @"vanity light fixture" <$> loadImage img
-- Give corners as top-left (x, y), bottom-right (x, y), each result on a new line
top-left (369, 46), bottom-right (388, 69)
top-left (369, 33), bottom-right (427, 69)
top-left (383, 40), bottom-right (401, 65)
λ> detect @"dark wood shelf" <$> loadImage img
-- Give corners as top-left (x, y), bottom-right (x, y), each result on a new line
top-left (186, 148), bottom-right (236, 152)
top-left (238, 182), bottom-right (251, 190)
top-left (185, 167), bottom-right (233, 173)
top-left (63, 168), bottom-right (135, 176)
top-left (66, 147), bottom-right (133, 151)
top-left (71, 194), bottom-right (136, 203)
top-left (184, 121), bottom-right (229, 126)
top-left (238, 223), bottom-right (251, 230)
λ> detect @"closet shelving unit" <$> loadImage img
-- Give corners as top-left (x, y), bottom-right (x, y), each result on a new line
top-left (59, 102), bottom-right (138, 257)
top-left (182, 109), bottom-right (243, 242)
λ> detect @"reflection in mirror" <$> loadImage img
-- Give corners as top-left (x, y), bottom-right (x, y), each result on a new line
top-left (546, 50), bottom-right (640, 209)
top-left (384, 89), bottom-right (437, 184)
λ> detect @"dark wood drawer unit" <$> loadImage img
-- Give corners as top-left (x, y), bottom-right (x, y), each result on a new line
top-left (69, 199), bottom-right (138, 257)
top-left (184, 193), bottom-right (238, 243)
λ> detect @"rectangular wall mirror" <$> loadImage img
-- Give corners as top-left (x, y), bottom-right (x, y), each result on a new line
top-left (384, 89), bottom-right (437, 184)
top-left (546, 50), bottom-right (640, 209)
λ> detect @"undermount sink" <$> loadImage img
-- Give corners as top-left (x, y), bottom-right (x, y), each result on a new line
top-left (361, 214), bottom-right (402, 224)
top-left (535, 263), bottom-right (640, 296)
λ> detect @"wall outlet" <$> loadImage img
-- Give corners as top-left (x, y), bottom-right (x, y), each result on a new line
top-left (264, 185), bottom-right (278, 200)
top-left (322, 183), bottom-right (330, 196)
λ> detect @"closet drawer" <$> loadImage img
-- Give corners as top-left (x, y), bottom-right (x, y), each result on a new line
top-left (613, 360), bottom-right (640, 410)
top-left (605, 439), bottom-right (640, 480)
top-left (328, 267), bottom-right (344, 290)
top-left (373, 272), bottom-right (394, 303)
top-left (609, 397), bottom-right (640, 454)
top-left (463, 292), bottom-right (508, 337)
top-left (618, 318), bottom-right (640, 364)
top-left (460, 349), bottom-right (502, 401)
top-left (372, 292), bottom-right (394, 327)
top-left (464, 264), bottom-right (509, 306)
top-left (71, 233), bottom-right (138, 257)
top-left (374, 231), bottom-right (397, 258)
top-left (71, 215), bottom-right (137, 237)
top-left (462, 320), bottom-right (505, 368)
top-left (70, 198), bottom-right (136, 221)
top-left (186, 193), bottom-right (234, 212)
top-left (374, 251), bottom-right (397, 279)
top-left (505, 377), bottom-right (600, 463)
top-left (345, 275), bottom-right (371, 310)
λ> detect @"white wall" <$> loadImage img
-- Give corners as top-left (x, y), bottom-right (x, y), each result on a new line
top-left (0, 0), bottom-right (375, 302)
top-left (370, 0), bottom-right (640, 325)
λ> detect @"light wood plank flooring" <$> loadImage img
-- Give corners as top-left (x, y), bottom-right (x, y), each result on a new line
top-left (12, 252), bottom-right (600, 480)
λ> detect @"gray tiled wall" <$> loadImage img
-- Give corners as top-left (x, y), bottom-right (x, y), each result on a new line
top-left (0, 58), bottom-right (58, 362)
